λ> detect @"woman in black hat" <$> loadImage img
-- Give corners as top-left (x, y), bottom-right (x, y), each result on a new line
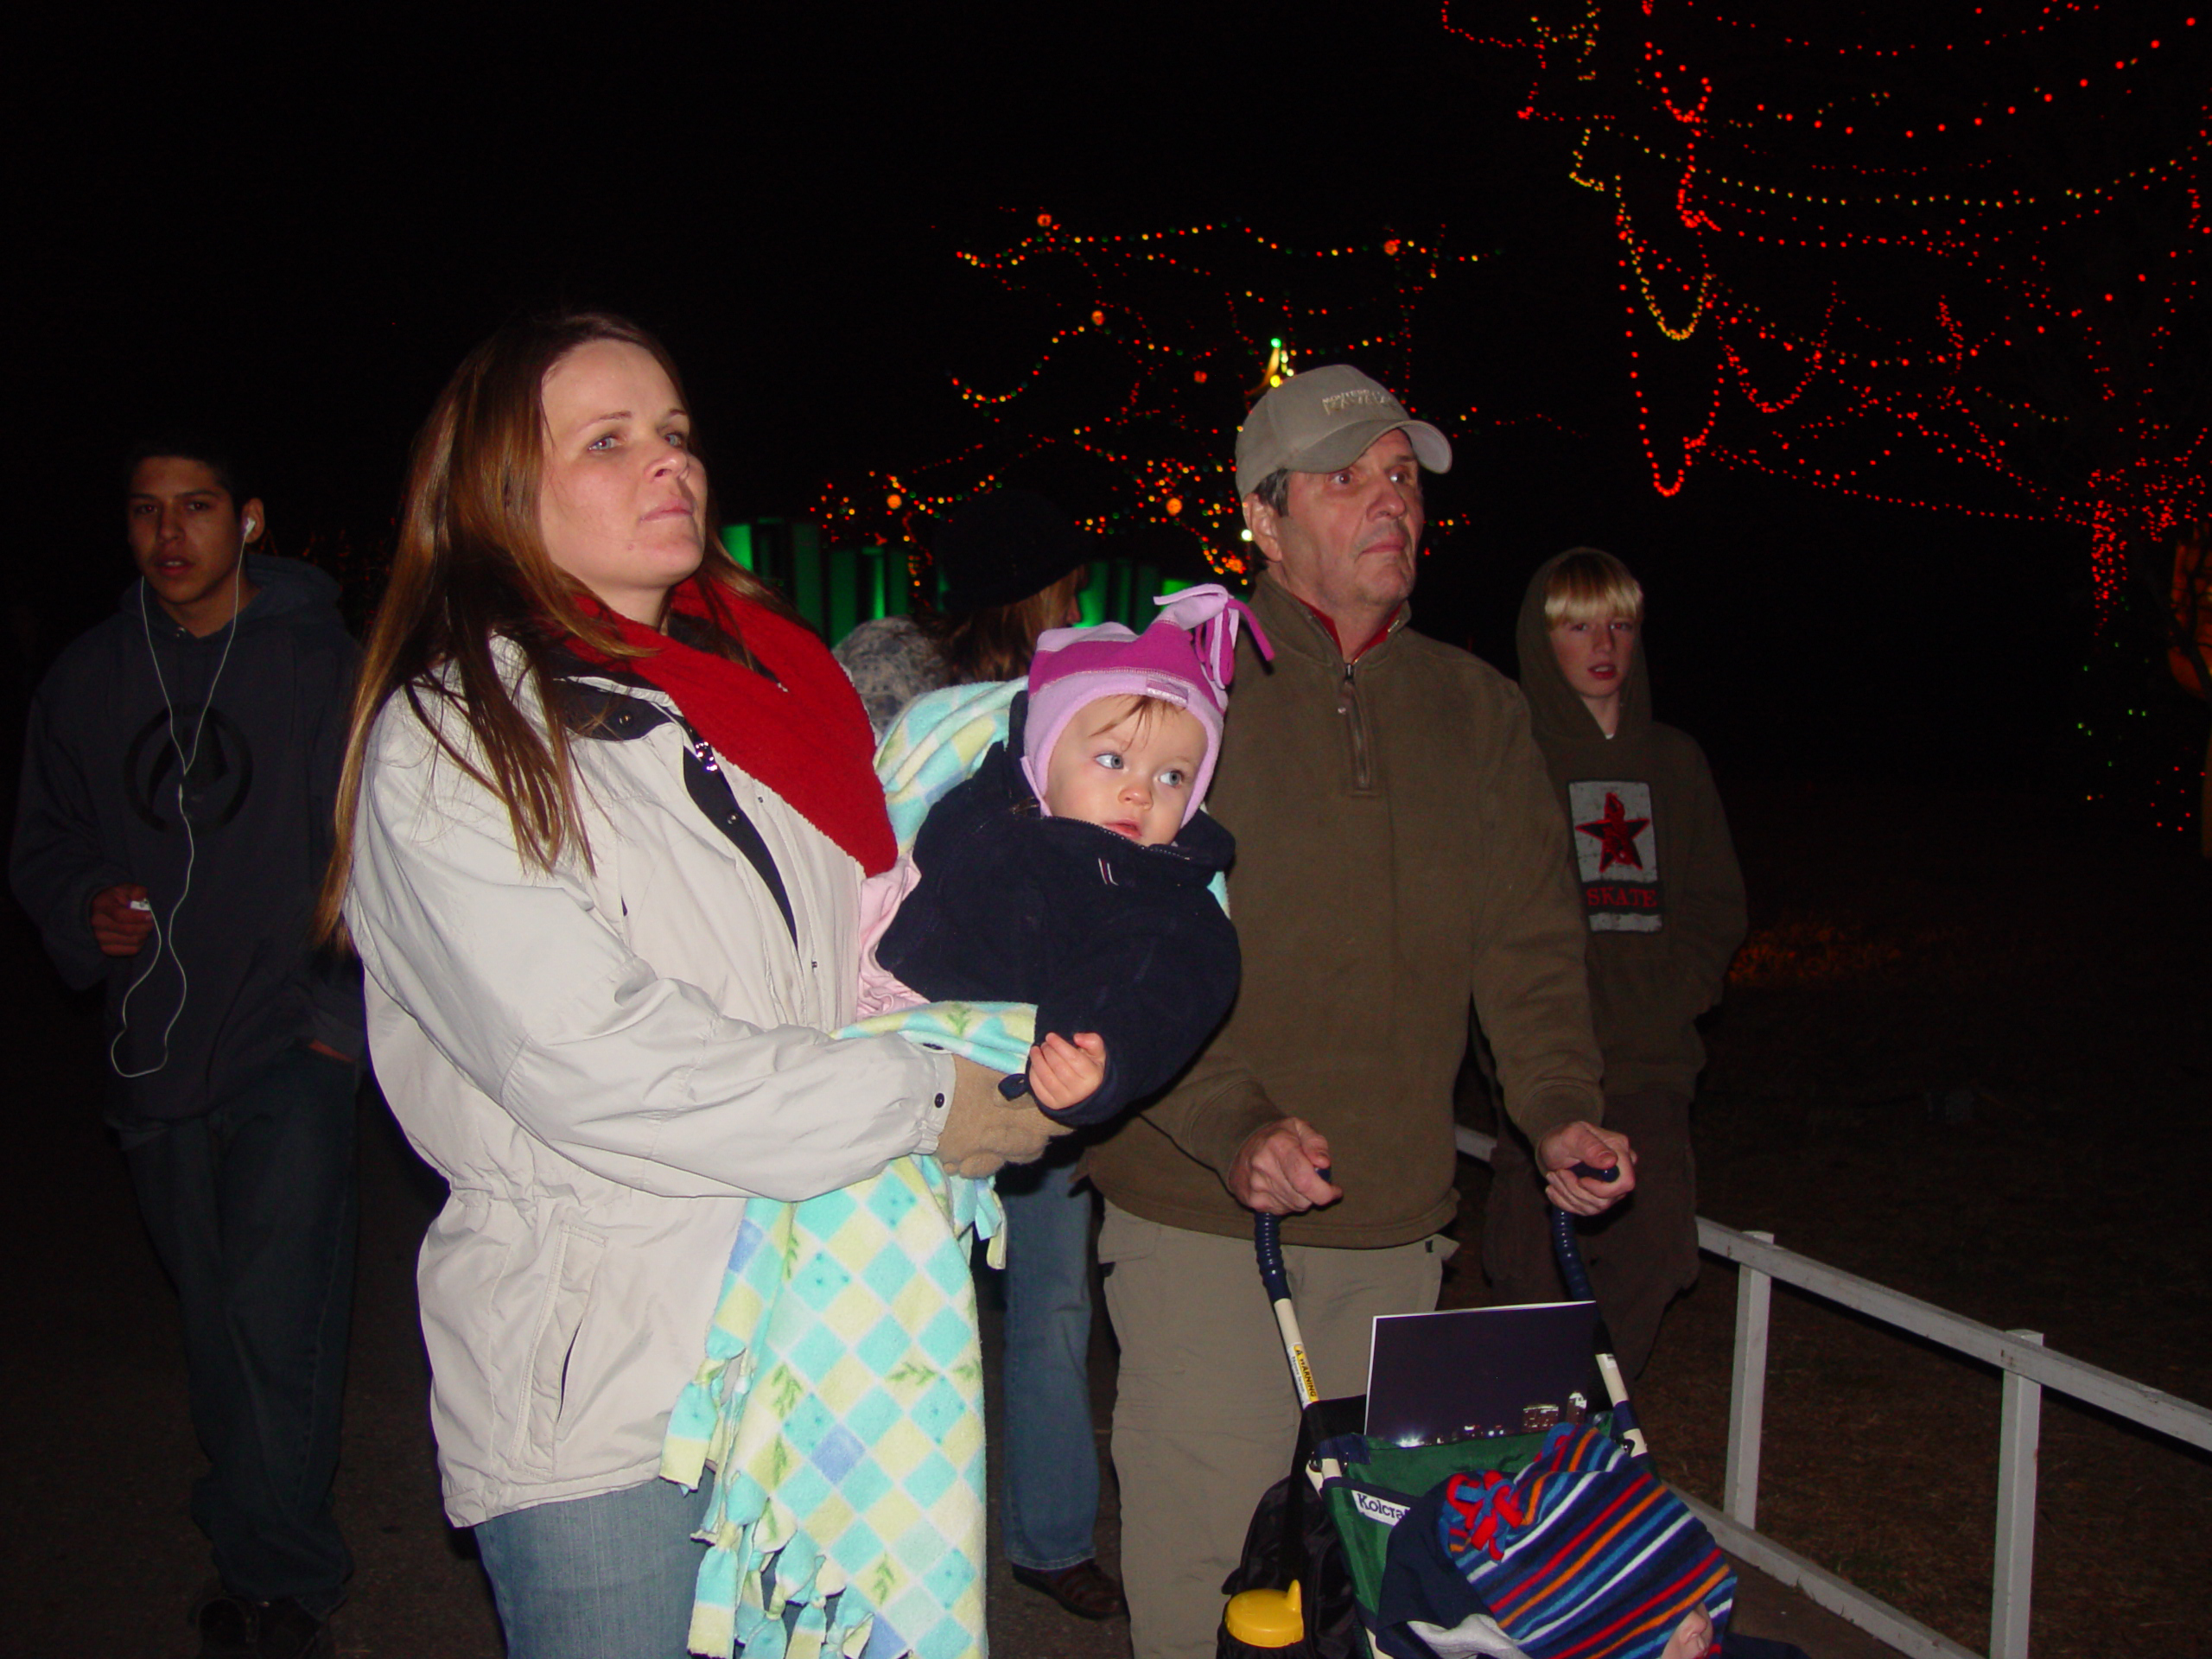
top-left (834, 488), bottom-right (1092, 741)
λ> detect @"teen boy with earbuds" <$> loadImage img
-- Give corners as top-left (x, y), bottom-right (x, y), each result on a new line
top-left (10, 439), bottom-right (364, 1659)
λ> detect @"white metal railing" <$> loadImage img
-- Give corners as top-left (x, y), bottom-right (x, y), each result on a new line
top-left (1454, 1126), bottom-right (2212, 1659)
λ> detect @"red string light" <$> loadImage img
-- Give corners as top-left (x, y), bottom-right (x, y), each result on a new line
top-left (1439, 0), bottom-right (2206, 631)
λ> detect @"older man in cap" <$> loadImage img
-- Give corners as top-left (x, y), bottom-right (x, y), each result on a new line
top-left (1086, 365), bottom-right (1637, 1658)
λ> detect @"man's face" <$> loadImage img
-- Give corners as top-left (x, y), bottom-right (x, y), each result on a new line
top-left (1243, 429), bottom-right (1425, 632)
top-left (127, 457), bottom-right (259, 624)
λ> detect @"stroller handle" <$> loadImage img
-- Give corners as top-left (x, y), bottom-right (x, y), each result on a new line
top-left (1252, 1163), bottom-right (1328, 1304)
top-left (1550, 1162), bottom-right (1616, 1300)
top-left (1255, 1174), bottom-right (1338, 1466)
top-left (1548, 1170), bottom-right (1648, 1459)
top-left (1549, 1204), bottom-right (1600, 1304)
top-left (1255, 1211), bottom-right (1291, 1303)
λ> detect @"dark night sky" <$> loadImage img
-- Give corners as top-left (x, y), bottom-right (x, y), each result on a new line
top-left (18, 3), bottom-right (2182, 793)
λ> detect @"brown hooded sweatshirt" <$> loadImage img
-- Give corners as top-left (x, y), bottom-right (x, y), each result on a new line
top-left (1086, 574), bottom-right (1605, 1249)
top-left (1515, 551), bottom-right (1748, 1098)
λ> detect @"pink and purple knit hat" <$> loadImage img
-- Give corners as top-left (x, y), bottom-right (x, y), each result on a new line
top-left (1020, 584), bottom-right (1273, 827)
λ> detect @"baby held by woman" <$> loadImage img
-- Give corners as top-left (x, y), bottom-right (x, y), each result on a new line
top-left (865, 585), bottom-right (1268, 1123)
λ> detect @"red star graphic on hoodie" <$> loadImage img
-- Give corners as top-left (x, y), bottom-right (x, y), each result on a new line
top-left (1575, 791), bottom-right (1651, 872)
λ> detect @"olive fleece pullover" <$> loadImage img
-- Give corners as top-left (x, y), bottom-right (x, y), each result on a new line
top-left (1515, 551), bottom-right (1746, 1099)
top-left (1086, 575), bottom-right (1605, 1249)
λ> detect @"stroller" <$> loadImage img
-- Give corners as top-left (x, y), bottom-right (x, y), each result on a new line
top-left (1217, 1172), bottom-right (1806, 1659)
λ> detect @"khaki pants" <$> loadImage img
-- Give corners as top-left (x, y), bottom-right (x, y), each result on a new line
top-left (1482, 1089), bottom-right (1700, 1380)
top-left (1098, 1204), bottom-right (1446, 1659)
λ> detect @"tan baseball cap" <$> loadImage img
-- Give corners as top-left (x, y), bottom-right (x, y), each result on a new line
top-left (1234, 364), bottom-right (1454, 498)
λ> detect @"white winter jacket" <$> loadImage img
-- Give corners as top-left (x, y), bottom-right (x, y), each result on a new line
top-left (345, 657), bottom-right (955, 1527)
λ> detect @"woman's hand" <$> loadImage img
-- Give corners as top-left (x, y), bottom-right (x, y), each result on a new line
top-left (938, 1056), bottom-right (1071, 1177)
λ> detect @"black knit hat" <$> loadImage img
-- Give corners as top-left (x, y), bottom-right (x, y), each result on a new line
top-left (933, 489), bottom-right (1093, 615)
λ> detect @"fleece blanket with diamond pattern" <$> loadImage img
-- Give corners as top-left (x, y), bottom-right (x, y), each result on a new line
top-left (662, 682), bottom-right (1032, 1659)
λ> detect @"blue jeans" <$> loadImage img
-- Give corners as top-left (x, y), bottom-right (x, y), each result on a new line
top-left (995, 1151), bottom-right (1102, 1571)
top-left (119, 1046), bottom-right (360, 1613)
top-left (474, 1475), bottom-right (712, 1659)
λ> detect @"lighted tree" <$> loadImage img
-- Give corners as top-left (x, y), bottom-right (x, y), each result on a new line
top-left (811, 214), bottom-right (1480, 583)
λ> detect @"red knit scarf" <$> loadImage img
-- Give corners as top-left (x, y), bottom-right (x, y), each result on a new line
top-left (565, 582), bottom-right (896, 874)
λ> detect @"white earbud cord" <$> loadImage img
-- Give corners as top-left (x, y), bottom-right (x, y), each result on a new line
top-left (111, 541), bottom-right (250, 1079)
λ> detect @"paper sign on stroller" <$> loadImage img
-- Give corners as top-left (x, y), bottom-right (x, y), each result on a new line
top-left (1365, 1301), bottom-right (1605, 1447)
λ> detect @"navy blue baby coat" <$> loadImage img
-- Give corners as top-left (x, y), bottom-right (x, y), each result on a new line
top-left (876, 696), bottom-right (1240, 1126)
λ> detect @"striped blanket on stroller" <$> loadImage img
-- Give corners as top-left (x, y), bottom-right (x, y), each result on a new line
top-left (1377, 1422), bottom-right (1735, 1659)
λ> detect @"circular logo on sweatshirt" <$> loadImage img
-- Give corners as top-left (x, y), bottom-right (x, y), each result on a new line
top-left (125, 704), bottom-right (255, 831)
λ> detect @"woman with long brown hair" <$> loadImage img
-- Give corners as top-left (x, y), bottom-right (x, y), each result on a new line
top-left (321, 312), bottom-right (1058, 1656)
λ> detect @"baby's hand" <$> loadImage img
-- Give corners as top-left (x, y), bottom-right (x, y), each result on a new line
top-left (1659, 1607), bottom-right (1716, 1659)
top-left (1027, 1032), bottom-right (1107, 1115)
